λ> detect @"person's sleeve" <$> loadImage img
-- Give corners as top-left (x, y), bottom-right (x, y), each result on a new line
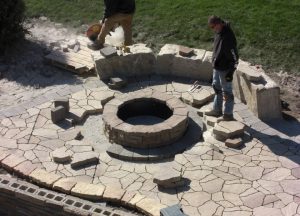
top-left (223, 34), bottom-right (239, 81)
top-left (223, 34), bottom-right (239, 70)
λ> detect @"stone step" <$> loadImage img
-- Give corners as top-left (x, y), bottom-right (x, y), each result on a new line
top-left (213, 120), bottom-right (246, 141)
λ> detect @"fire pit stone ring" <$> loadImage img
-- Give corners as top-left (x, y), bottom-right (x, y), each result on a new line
top-left (102, 89), bottom-right (189, 149)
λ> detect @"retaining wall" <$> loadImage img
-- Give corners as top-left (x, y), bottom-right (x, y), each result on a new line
top-left (0, 175), bottom-right (131, 216)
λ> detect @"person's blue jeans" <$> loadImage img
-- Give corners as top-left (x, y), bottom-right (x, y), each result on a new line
top-left (212, 69), bottom-right (234, 115)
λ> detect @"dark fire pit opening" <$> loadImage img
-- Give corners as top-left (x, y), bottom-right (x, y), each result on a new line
top-left (117, 99), bottom-right (173, 125)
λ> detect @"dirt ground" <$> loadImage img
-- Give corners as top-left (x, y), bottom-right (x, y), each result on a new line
top-left (0, 17), bottom-right (299, 121)
top-left (267, 72), bottom-right (300, 120)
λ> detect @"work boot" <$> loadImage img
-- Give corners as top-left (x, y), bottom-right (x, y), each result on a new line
top-left (218, 114), bottom-right (235, 121)
top-left (204, 109), bottom-right (222, 117)
top-left (87, 41), bottom-right (104, 50)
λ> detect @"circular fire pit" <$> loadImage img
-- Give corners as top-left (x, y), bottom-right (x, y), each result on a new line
top-left (102, 89), bottom-right (189, 149)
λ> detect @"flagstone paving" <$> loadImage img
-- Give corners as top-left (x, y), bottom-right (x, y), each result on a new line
top-left (0, 77), bottom-right (299, 216)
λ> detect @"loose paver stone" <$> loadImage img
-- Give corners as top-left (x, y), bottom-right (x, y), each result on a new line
top-left (71, 152), bottom-right (99, 168)
top-left (52, 147), bottom-right (72, 163)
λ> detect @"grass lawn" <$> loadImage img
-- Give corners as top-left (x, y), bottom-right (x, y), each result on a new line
top-left (24, 0), bottom-right (300, 74)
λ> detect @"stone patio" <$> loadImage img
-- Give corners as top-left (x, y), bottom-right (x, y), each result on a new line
top-left (0, 77), bottom-right (299, 216)
top-left (0, 42), bottom-right (299, 216)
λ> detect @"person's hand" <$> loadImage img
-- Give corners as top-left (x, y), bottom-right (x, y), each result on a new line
top-left (225, 68), bottom-right (236, 82)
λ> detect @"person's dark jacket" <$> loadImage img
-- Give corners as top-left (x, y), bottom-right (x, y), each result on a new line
top-left (103, 0), bottom-right (135, 20)
top-left (212, 22), bottom-right (239, 72)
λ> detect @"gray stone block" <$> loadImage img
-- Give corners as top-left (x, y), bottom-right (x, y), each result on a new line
top-left (179, 46), bottom-right (194, 57)
top-left (160, 204), bottom-right (187, 216)
top-left (93, 44), bottom-right (156, 80)
top-left (54, 98), bottom-right (70, 112)
top-left (51, 106), bottom-right (66, 123)
top-left (233, 60), bottom-right (282, 120)
top-left (100, 46), bottom-right (118, 58)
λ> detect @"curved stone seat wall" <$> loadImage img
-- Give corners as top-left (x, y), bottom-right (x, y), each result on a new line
top-left (156, 44), bottom-right (213, 82)
top-left (92, 44), bottom-right (156, 80)
top-left (92, 43), bottom-right (213, 82)
top-left (92, 43), bottom-right (281, 120)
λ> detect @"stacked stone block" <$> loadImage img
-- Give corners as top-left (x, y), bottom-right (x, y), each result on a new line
top-left (51, 98), bottom-right (70, 123)
top-left (156, 44), bottom-right (213, 82)
top-left (92, 44), bottom-right (156, 80)
top-left (233, 60), bottom-right (281, 120)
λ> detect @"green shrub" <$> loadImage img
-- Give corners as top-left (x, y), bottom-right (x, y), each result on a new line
top-left (0, 0), bottom-right (27, 52)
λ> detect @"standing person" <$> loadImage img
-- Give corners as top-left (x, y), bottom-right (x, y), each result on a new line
top-left (88, 0), bottom-right (136, 50)
top-left (205, 15), bottom-right (239, 121)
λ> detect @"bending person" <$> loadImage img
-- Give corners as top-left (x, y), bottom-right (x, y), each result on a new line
top-left (88, 0), bottom-right (135, 50)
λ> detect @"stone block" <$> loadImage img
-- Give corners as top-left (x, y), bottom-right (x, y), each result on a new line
top-left (51, 106), bottom-right (66, 123)
top-left (102, 186), bottom-right (125, 202)
top-left (58, 128), bottom-right (82, 141)
top-left (204, 115), bottom-right (218, 127)
top-left (71, 152), bottom-right (99, 168)
top-left (93, 43), bottom-right (156, 80)
top-left (158, 179), bottom-right (186, 189)
top-left (213, 121), bottom-right (245, 141)
top-left (238, 62), bottom-right (263, 82)
top-left (1, 154), bottom-right (26, 171)
top-left (233, 60), bottom-right (281, 120)
top-left (156, 44), bottom-right (213, 82)
top-left (53, 178), bottom-right (77, 194)
top-left (153, 167), bottom-right (182, 188)
top-left (100, 46), bottom-right (118, 58)
top-left (13, 161), bottom-right (38, 177)
top-left (51, 147), bottom-right (72, 163)
top-left (108, 77), bottom-right (127, 89)
top-left (54, 98), bottom-right (70, 112)
top-left (71, 182), bottom-right (105, 200)
top-left (225, 138), bottom-right (243, 148)
top-left (178, 46), bottom-right (194, 57)
top-left (191, 89), bottom-right (214, 107)
top-left (160, 204), bottom-right (186, 216)
top-left (30, 169), bottom-right (62, 188)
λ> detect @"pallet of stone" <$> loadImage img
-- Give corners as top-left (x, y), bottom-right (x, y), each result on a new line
top-left (45, 49), bottom-right (94, 75)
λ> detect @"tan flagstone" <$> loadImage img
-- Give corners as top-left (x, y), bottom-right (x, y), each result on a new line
top-left (30, 169), bottom-right (62, 187)
top-left (71, 182), bottom-right (105, 200)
